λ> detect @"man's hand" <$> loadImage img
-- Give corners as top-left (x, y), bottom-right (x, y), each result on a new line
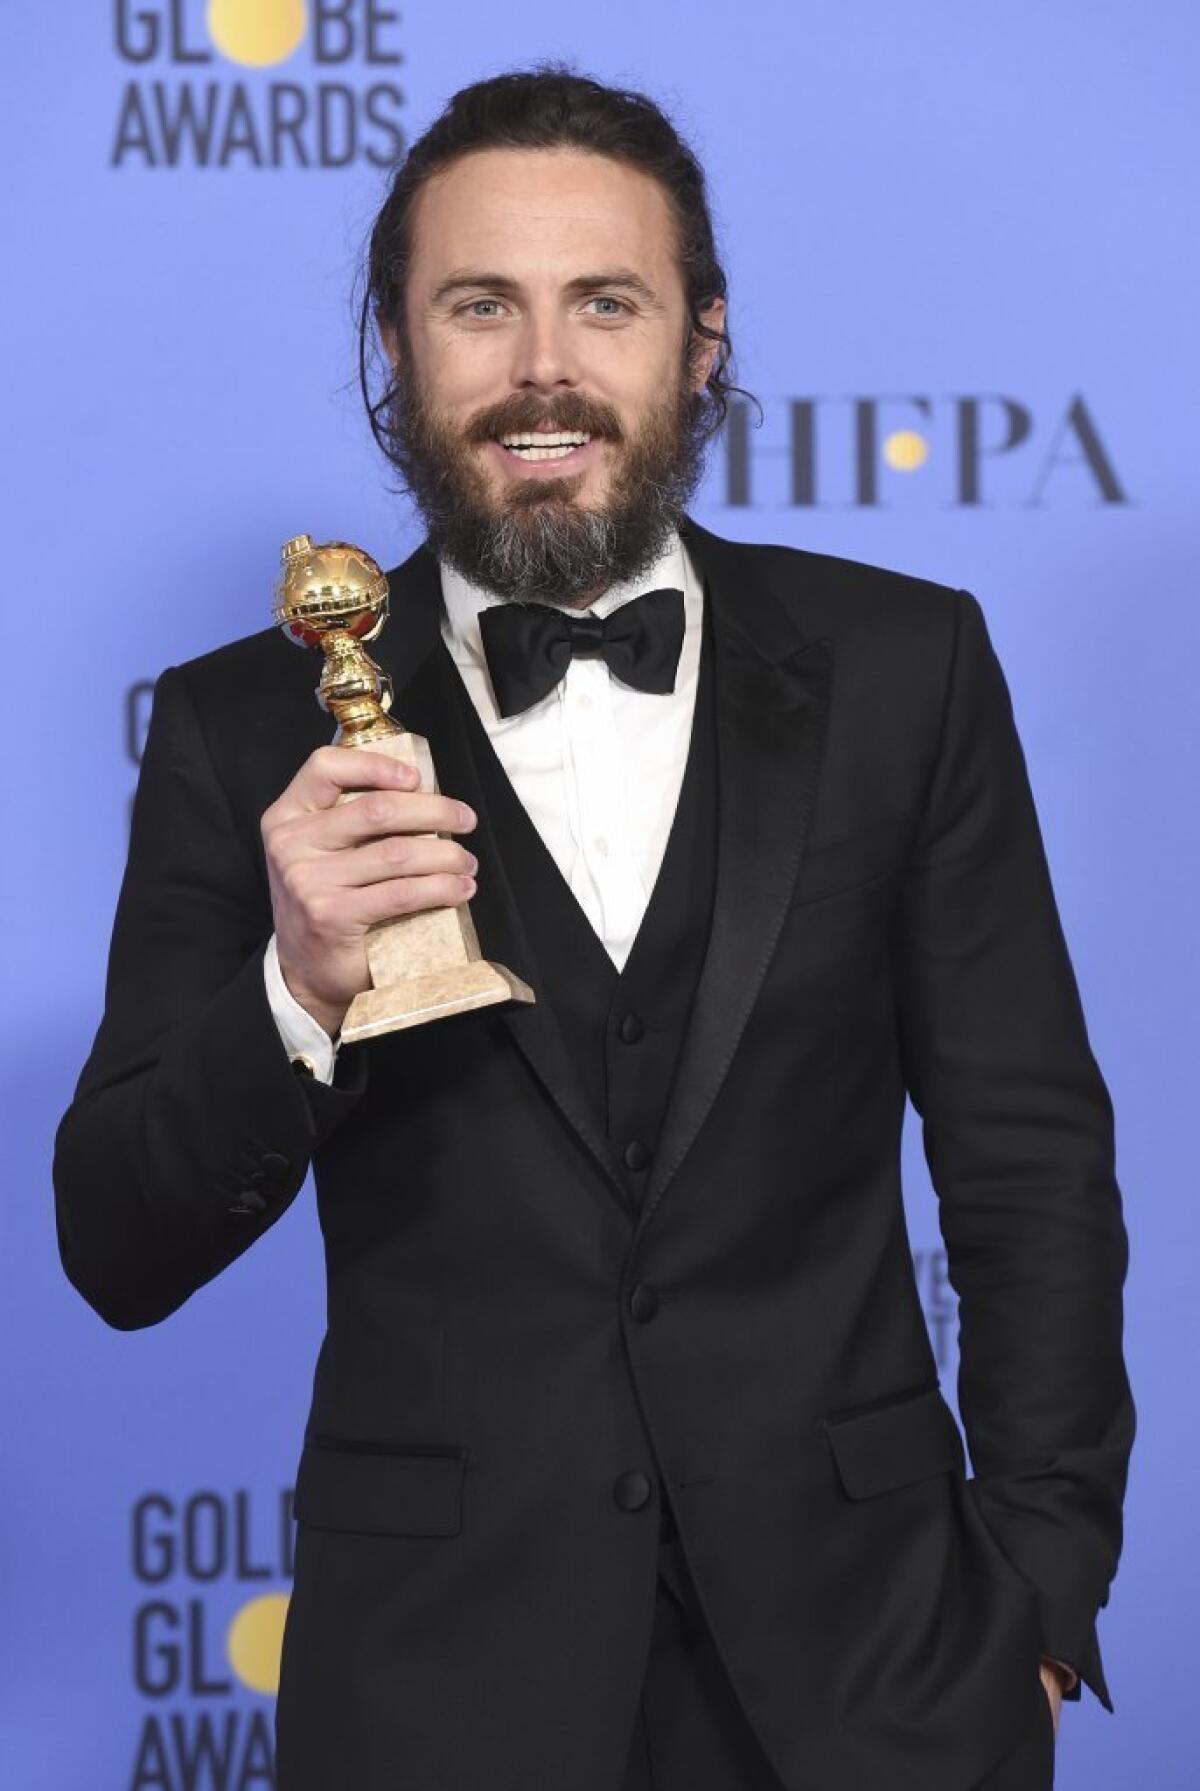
top-left (1038, 1659), bottom-right (1067, 1735)
top-left (262, 746), bottom-right (479, 1038)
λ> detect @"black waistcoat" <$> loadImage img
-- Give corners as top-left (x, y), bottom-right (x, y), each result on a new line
top-left (443, 599), bottom-right (718, 1216)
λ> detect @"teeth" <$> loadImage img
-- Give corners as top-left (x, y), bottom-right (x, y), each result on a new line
top-left (511, 445), bottom-right (578, 462)
top-left (499, 432), bottom-right (590, 448)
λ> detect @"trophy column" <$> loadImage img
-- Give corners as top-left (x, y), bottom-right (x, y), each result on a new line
top-left (273, 535), bottom-right (535, 1043)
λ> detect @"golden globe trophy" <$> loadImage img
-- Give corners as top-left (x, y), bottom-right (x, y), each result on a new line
top-left (273, 534), bottom-right (535, 1042)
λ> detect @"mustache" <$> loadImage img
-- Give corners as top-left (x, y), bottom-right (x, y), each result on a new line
top-left (463, 396), bottom-right (623, 444)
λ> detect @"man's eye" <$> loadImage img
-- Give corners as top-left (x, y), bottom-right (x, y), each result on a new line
top-left (586, 296), bottom-right (629, 317)
top-left (463, 299), bottom-right (505, 319)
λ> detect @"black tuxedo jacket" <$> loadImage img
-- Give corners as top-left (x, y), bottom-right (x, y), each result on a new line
top-left (55, 518), bottom-right (1133, 1791)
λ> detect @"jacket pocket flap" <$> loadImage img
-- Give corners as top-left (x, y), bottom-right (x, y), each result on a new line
top-left (822, 1386), bottom-right (964, 1499)
top-left (791, 813), bottom-right (912, 908)
top-left (294, 1441), bottom-right (467, 1537)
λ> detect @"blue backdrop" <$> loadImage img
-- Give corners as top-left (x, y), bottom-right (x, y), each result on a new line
top-left (4, 3), bottom-right (1194, 1784)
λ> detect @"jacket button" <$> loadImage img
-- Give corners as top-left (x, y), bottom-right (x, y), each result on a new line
top-left (629, 1284), bottom-right (659, 1323)
top-left (228, 1193), bottom-right (266, 1217)
top-left (260, 1151), bottom-right (290, 1181)
top-left (613, 1471), bottom-right (652, 1512)
top-left (623, 1139), bottom-right (650, 1172)
top-left (618, 1013), bottom-right (644, 1045)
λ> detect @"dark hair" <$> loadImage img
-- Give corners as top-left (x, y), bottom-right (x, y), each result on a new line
top-left (357, 63), bottom-right (757, 473)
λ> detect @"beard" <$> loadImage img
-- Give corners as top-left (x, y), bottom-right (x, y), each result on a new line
top-left (381, 350), bottom-right (709, 608)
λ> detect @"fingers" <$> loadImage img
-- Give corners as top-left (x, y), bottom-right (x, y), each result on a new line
top-left (268, 745), bottom-right (423, 823)
top-left (350, 871), bottom-right (478, 927)
top-left (263, 747), bottom-right (478, 873)
top-left (323, 831), bottom-right (479, 891)
top-left (318, 787), bottom-right (477, 851)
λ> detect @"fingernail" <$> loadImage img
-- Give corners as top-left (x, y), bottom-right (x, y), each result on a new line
top-left (464, 853), bottom-right (478, 873)
top-left (459, 874), bottom-right (477, 893)
top-left (457, 803), bottom-right (476, 826)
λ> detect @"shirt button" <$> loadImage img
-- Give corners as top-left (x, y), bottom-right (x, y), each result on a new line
top-left (594, 836), bottom-right (609, 857)
top-left (612, 1471), bottom-right (652, 1512)
top-left (618, 1013), bottom-right (644, 1045)
top-left (579, 693), bottom-right (592, 710)
top-left (629, 1284), bottom-right (659, 1322)
top-left (623, 1140), bottom-right (650, 1172)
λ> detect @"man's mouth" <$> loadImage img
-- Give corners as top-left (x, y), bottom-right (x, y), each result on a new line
top-left (495, 430), bottom-right (593, 463)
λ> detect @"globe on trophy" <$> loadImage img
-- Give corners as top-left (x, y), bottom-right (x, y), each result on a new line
top-left (273, 534), bottom-right (535, 1042)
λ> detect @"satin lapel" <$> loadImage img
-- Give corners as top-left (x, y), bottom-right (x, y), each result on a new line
top-left (641, 520), bottom-right (835, 1226)
top-left (374, 542), bottom-right (636, 1219)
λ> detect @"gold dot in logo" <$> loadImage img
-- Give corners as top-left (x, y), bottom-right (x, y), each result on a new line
top-left (207, 0), bottom-right (308, 68)
top-left (227, 1592), bottom-right (291, 1695)
top-left (882, 430), bottom-right (930, 473)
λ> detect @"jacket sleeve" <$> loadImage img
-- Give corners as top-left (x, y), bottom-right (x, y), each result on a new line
top-left (53, 664), bottom-right (367, 1331)
top-left (891, 588), bottom-right (1134, 1712)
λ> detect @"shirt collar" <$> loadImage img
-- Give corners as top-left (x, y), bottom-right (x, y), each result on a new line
top-left (439, 528), bottom-right (689, 670)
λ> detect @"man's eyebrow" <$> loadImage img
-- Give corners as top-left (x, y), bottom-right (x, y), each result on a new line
top-left (564, 271), bottom-right (663, 306)
top-left (429, 272), bottom-right (518, 304)
top-left (430, 269), bottom-right (664, 308)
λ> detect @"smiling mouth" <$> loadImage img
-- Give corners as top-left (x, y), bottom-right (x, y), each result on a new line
top-left (494, 430), bottom-right (593, 462)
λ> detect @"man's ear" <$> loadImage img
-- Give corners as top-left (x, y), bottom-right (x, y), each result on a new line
top-left (689, 297), bottom-right (727, 393)
top-left (379, 317), bottom-right (402, 376)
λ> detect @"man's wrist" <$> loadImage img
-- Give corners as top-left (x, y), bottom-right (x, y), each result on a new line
top-left (263, 935), bottom-right (340, 1084)
top-left (273, 946), bottom-right (348, 1039)
top-left (287, 987), bottom-right (347, 1041)
top-left (1040, 1656), bottom-right (1078, 1695)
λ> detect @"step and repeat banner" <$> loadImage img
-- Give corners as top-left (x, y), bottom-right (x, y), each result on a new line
top-left (4, 3), bottom-right (1194, 1786)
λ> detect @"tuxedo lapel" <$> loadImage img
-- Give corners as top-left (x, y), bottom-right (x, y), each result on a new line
top-left (371, 525), bottom-right (835, 1231)
top-left (373, 543), bottom-right (636, 1217)
top-left (640, 519), bottom-right (835, 1226)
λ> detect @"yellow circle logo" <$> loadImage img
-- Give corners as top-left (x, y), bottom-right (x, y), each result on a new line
top-left (227, 1592), bottom-right (291, 1695)
top-left (882, 430), bottom-right (931, 473)
top-left (207, 0), bottom-right (308, 68)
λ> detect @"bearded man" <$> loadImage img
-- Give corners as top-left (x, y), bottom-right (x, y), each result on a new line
top-left (55, 66), bottom-right (1133, 1791)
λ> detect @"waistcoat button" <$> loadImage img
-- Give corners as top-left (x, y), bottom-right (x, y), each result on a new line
top-left (629, 1284), bottom-right (659, 1322)
top-left (613, 1471), bottom-right (652, 1512)
top-left (623, 1139), bottom-right (650, 1172)
top-left (618, 1013), bottom-right (645, 1044)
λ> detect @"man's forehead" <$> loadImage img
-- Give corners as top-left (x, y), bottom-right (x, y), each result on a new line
top-left (410, 149), bottom-right (677, 283)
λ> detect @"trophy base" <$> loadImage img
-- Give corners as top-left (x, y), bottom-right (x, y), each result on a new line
top-left (340, 958), bottom-right (535, 1044)
top-left (324, 726), bottom-right (535, 1043)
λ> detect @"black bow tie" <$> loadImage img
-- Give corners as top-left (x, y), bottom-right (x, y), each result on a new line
top-left (477, 587), bottom-right (686, 719)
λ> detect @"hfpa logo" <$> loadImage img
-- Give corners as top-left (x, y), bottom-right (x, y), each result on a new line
top-left (721, 394), bottom-right (1128, 508)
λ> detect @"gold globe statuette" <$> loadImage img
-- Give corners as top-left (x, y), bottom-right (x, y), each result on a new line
top-left (273, 535), bottom-right (535, 1041)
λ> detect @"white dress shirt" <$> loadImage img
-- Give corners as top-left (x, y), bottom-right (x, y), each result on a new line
top-left (264, 528), bottom-right (703, 1082)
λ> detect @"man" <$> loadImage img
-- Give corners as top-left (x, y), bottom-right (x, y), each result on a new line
top-left (55, 67), bottom-right (1133, 1791)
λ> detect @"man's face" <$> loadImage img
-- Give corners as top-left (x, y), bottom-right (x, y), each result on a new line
top-left (383, 147), bottom-right (725, 606)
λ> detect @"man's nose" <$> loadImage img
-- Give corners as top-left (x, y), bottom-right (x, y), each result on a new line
top-left (508, 309), bottom-right (580, 391)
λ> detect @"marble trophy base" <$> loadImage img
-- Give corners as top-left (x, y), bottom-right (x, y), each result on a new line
top-left (340, 730), bottom-right (534, 1044)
